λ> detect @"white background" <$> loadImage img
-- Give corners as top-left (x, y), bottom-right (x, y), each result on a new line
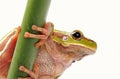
top-left (0, 0), bottom-right (120, 79)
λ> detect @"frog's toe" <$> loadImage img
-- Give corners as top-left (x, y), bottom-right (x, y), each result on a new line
top-left (35, 39), bottom-right (46, 48)
top-left (31, 25), bottom-right (48, 35)
top-left (24, 32), bottom-right (30, 38)
top-left (31, 22), bottom-right (53, 36)
top-left (24, 32), bottom-right (48, 39)
top-left (24, 22), bottom-right (53, 39)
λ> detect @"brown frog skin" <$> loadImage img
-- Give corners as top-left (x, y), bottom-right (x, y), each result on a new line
top-left (0, 22), bottom-right (97, 79)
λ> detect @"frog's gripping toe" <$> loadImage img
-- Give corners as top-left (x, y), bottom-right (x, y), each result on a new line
top-left (24, 22), bottom-right (53, 48)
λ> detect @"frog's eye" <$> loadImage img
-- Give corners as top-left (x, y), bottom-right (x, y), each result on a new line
top-left (71, 30), bottom-right (83, 40)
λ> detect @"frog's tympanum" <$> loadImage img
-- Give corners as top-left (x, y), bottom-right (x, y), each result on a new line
top-left (0, 22), bottom-right (97, 79)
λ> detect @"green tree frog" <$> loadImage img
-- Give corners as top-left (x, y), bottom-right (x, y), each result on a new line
top-left (0, 22), bottom-right (97, 79)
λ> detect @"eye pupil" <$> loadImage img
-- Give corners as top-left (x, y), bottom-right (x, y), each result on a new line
top-left (72, 31), bottom-right (81, 39)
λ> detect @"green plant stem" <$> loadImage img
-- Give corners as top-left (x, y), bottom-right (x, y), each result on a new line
top-left (7, 0), bottom-right (51, 79)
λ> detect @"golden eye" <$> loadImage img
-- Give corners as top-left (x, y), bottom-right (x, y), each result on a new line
top-left (71, 30), bottom-right (83, 40)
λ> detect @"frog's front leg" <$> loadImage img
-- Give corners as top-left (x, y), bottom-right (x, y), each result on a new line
top-left (24, 22), bottom-right (53, 48)
top-left (19, 22), bottom-right (53, 79)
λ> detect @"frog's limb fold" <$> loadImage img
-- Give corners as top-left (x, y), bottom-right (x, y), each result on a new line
top-left (24, 22), bottom-right (53, 47)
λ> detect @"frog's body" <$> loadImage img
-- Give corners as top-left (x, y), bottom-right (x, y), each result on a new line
top-left (0, 22), bottom-right (97, 79)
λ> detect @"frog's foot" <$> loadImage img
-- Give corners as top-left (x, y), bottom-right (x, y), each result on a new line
top-left (18, 66), bottom-right (35, 79)
top-left (24, 22), bottom-right (53, 48)
top-left (18, 64), bottom-right (55, 79)
top-left (18, 64), bottom-right (39, 79)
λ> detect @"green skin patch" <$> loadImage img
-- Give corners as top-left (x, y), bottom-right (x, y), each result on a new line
top-left (52, 30), bottom-right (97, 51)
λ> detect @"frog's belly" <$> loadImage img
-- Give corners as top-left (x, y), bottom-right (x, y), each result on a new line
top-left (34, 46), bottom-right (56, 77)
top-left (34, 45), bottom-right (66, 78)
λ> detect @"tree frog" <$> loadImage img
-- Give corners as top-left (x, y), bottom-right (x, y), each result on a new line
top-left (0, 22), bottom-right (97, 79)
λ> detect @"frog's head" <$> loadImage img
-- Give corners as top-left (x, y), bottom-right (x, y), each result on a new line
top-left (51, 29), bottom-right (97, 77)
top-left (52, 30), bottom-right (97, 62)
